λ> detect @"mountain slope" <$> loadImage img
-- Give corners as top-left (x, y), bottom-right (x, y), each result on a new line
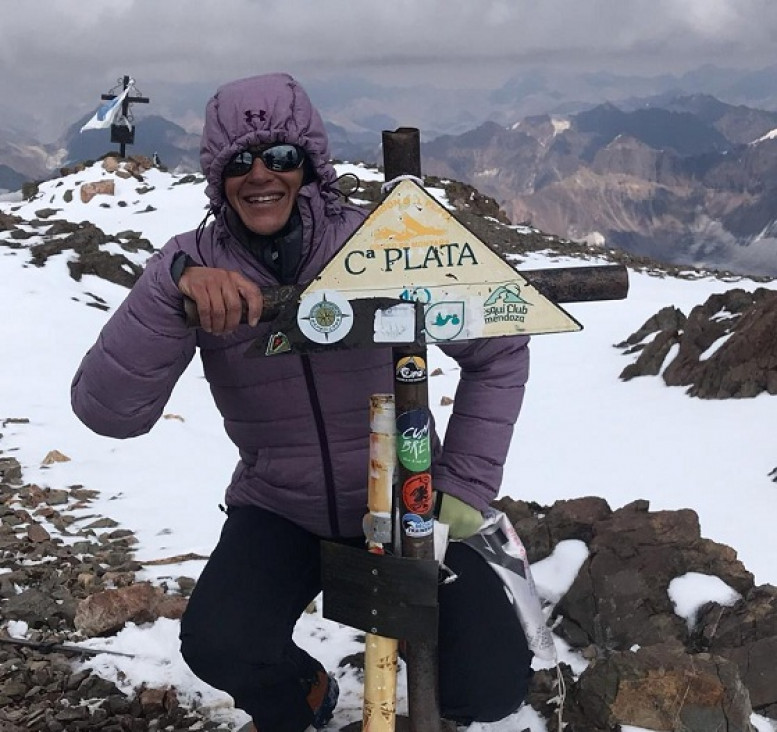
top-left (1, 160), bottom-right (777, 731)
top-left (422, 97), bottom-right (777, 277)
top-left (62, 114), bottom-right (200, 171)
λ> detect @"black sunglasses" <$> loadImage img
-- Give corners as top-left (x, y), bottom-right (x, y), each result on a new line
top-left (223, 144), bottom-right (306, 177)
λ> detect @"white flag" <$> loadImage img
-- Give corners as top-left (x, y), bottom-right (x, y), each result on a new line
top-left (80, 82), bottom-right (134, 133)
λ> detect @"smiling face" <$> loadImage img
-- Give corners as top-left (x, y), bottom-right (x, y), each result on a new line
top-left (224, 157), bottom-right (305, 235)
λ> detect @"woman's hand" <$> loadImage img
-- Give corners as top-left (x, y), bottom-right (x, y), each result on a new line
top-left (178, 266), bottom-right (263, 335)
top-left (437, 494), bottom-right (485, 540)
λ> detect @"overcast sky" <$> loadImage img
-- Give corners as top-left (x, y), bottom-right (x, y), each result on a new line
top-left (3, 0), bottom-right (776, 138)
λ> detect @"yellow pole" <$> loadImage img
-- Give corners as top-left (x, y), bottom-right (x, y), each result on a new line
top-left (363, 394), bottom-right (398, 732)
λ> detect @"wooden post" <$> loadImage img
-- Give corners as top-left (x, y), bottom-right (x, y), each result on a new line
top-left (363, 395), bottom-right (399, 732)
top-left (383, 128), bottom-right (443, 732)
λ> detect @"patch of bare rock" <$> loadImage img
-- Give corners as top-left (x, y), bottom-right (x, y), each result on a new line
top-left (3, 430), bottom-right (777, 731)
top-left (618, 287), bottom-right (777, 398)
top-left (0, 443), bottom-right (225, 731)
top-left (497, 495), bottom-right (777, 731)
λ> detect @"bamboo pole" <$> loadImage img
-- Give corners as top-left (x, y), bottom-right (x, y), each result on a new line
top-left (363, 394), bottom-right (399, 732)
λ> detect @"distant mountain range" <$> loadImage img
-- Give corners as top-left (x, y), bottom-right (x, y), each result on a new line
top-left (3, 65), bottom-right (777, 276)
top-left (421, 94), bottom-right (777, 276)
top-left (0, 114), bottom-right (373, 190)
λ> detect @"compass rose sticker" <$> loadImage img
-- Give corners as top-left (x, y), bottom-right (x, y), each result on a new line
top-left (297, 290), bottom-right (354, 344)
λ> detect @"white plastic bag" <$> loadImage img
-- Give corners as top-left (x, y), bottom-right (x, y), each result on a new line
top-left (461, 510), bottom-right (557, 663)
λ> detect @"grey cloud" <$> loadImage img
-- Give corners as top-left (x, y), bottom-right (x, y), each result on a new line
top-left (2, 0), bottom-right (776, 138)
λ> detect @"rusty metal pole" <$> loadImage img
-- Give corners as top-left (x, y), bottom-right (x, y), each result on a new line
top-left (382, 127), bottom-right (443, 732)
top-left (382, 128), bottom-right (422, 183)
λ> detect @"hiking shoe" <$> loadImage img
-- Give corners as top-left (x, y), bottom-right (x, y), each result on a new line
top-left (308, 671), bottom-right (339, 729)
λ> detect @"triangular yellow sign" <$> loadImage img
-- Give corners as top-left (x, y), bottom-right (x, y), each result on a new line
top-left (303, 179), bottom-right (581, 342)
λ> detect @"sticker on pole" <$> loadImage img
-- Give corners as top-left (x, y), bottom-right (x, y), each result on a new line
top-left (297, 290), bottom-right (353, 344)
top-left (396, 409), bottom-right (432, 471)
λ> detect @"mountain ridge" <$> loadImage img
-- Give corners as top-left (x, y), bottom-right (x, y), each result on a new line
top-left (4, 77), bottom-right (777, 278)
top-left (421, 96), bottom-right (777, 277)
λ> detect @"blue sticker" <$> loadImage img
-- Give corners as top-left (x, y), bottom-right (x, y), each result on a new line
top-left (402, 513), bottom-right (434, 537)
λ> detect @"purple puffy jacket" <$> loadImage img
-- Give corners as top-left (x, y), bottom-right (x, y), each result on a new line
top-left (71, 73), bottom-right (530, 538)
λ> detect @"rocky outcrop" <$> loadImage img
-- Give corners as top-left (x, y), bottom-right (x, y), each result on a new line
top-left (4, 427), bottom-right (777, 730)
top-left (553, 501), bottom-right (753, 650)
top-left (693, 583), bottom-right (777, 716)
top-left (0, 446), bottom-right (215, 731)
top-left (566, 644), bottom-right (755, 732)
top-left (495, 495), bottom-right (777, 730)
top-left (34, 220), bottom-right (153, 289)
top-left (618, 288), bottom-right (777, 398)
top-left (0, 213), bottom-right (154, 290)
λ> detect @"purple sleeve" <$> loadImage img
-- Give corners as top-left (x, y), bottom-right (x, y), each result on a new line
top-left (71, 240), bottom-right (197, 438)
top-left (433, 335), bottom-right (530, 511)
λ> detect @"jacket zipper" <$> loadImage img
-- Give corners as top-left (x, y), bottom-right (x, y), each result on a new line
top-left (301, 354), bottom-right (340, 536)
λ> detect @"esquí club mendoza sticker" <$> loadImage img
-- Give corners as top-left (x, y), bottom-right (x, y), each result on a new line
top-left (402, 473), bottom-right (433, 514)
top-left (396, 409), bottom-right (431, 472)
top-left (297, 290), bottom-right (353, 344)
top-left (395, 355), bottom-right (427, 384)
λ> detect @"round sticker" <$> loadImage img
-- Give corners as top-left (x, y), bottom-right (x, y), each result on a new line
top-left (395, 355), bottom-right (427, 384)
top-left (297, 290), bottom-right (354, 344)
top-left (402, 473), bottom-right (433, 514)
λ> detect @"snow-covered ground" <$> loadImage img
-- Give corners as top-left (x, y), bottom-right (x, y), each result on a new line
top-left (2, 162), bottom-right (775, 730)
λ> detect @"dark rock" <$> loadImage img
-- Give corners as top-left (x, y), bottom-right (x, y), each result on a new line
top-left (553, 500), bottom-right (754, 650)
top-left (526, 664), bottom-right (575, 731)
top-left (616, 305), bottom-right (687, 348)
top-left (494, 496), bottom-right (611, 563)
top-left (33, 208), bottom-right (59, 219)
top-left (45, 219), bottom-right (81, 236)
top-left (619, 288), bottom-right (777, 398)
top-left (176, 576), bottom-right (197, 596)
top-left (0, 457), bottom-right (23, 484)
top-left (3, 588), bottom-right (67, 628)
top-left (620, 328), bottom-right (681, 380)
top-left (0, 211), bottom-right (23, 230)
top-left (26, 522), bottom-right (50, 543)
top-left (565, 643), bottom-right (755, 732)
top-left (695, 584), bottom-right (777, 714)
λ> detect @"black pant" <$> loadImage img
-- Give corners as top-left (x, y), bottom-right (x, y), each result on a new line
top-left (180, 506), bottom-right (532, 731)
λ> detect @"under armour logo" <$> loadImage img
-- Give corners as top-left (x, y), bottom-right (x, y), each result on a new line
top-left (244, 110), bottom-right (267, 124)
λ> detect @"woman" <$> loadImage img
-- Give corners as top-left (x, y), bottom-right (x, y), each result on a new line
top-left (72, 73), bottom-right (533, 731)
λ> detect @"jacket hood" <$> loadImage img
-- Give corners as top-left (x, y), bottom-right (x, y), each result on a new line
top-left (200, 73), bottom-right (342, 214)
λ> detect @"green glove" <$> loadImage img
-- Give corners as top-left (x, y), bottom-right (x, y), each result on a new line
top-left (437, 494), bottom-right (484, 540)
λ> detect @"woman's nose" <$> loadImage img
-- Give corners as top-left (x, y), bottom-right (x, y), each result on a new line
top-left (245, 158), bottom-right (273, 181)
